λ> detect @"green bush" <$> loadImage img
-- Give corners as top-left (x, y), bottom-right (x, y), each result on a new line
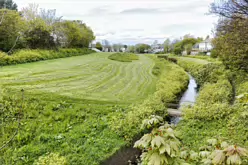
top-left (108, 52), bottom-right (139, 62)
top-left (0, 48), bottom-right (95, 66)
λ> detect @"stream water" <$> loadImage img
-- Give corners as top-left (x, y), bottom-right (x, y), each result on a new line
top-left (171, 74), bottom-right (198, 124)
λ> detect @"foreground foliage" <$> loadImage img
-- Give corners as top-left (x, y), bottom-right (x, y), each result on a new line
top-left (135, 116), bottom-right (248, 165)
top-left (108, 52), bottom-right (139, 62)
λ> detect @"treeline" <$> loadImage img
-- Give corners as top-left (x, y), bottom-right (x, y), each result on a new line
top-left (0, 2), bottom-right (95, 53)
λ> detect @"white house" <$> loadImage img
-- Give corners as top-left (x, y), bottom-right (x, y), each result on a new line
top-left (198, 38), bottom-right (213, 52)
top-left (191, 38), bottom-right (213, 56)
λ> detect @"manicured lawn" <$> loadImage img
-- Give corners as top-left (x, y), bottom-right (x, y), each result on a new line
top-left (0, 52), bottom-right (156, 104)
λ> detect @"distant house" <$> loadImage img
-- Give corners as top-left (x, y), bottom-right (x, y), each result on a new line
top-left (191, 38), bottom-right (213, 56)
top-left (151, 43), bottom-right (164, 53)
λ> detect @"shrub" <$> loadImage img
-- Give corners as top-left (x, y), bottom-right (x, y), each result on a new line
top-left (167, 57), bottom-right (177, 64)
top-left (108, 52), bottom-right (139, 62)
top-left (0, 48), bottom-right (95, 66)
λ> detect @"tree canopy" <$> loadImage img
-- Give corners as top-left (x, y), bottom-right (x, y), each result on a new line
top-left (0, 0), bottom-right (17, 10)
top-left (0, 3), bottom-right (95, 52)
top-left (211, 0), bottom-right (248, 72)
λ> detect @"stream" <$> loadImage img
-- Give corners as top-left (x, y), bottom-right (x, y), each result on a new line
top-left (170, 74), bottom-right (198, 124)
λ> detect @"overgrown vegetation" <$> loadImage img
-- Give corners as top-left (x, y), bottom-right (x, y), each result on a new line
top-left (108, 52), bottom-right (139, 62)
top-left (135, 115), bottom-right (248, 165)
top-left (176, 57), bottom-right (248, 154)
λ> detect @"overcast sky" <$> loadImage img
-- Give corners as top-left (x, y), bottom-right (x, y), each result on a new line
top-left (15, 0), bottom-right (218, 45)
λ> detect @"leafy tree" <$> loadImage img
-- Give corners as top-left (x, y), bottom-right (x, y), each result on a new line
top-left (212, 18), bottom-right (248, 72)
top-left (24, 18), bottom-right (55, 49)
top-left (173, 42), bottom-right (183, 55)
top-left (173, 37), bottom-right (199, 55)
top-left (0, 9), bottom-right (25, 52)
top-left (127, 45), bottom-right (136, 53)
top-left (0, 0), bottom-right (17, 10)
top-left (95, 42), bottom-right (103, 51)
top-left (211, 0), bottom-right (248, 72)
top-left (163, 39), bottom-right (171, 53)
top-left (184, 44), bottom-right (193, 55)
top-left (136, 44), bottom-right (151, 53)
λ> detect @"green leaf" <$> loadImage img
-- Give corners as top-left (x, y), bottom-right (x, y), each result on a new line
top-left (226, 154), bottom-right (241, 165)
top-left (199, 151), bottom-right (211, 158)
top-left (134, 134), bottom-right (152, 149)
top-left (189, 151), bottom-right (199, 161)
top-left (221, 141), bottom-right (229, 148)
top-left (159, 143), bottom-right (170, 155)
top-left (211, 150), bottom-right (225, 165)
top-left (207, 139), bottom-right (218, 146)
top-left (166, 128), bottom-right (176, 138)
top-left (201, 158), bottom-right (212, 165)
top-left (148, 152), bottom-right (168, 165)
top-left (151, 136), bottom-right (165, 149)
top-left (180, 151), bottom-right (188, 159)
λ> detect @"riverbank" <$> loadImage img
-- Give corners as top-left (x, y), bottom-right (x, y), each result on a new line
top-left (176, 56), bottom-right (248, 150)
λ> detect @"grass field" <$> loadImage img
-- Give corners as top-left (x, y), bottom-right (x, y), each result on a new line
top-left (0, 52), bottom-right (156, 104)
top-left (0, 52), bottom-right (159, 165)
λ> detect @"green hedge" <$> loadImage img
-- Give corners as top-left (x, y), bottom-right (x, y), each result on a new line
top-left (109, 59), bottom-right (189, 142)
top-left (0, 48), bottom-right (95, 66)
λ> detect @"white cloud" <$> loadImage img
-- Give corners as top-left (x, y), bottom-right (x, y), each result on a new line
top-left (15, 0), bottom-right (218, 44)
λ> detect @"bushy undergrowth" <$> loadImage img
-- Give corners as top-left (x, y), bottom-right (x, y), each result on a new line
top-left (176, 57), bottom-right (248, 152)
top-left (108, 52), bottom-right (139, 62)
top-left (0, 48), bottom-right (95, 66)
top-left (183, 55), bottom-right (217, 62)
top-left (0, 89), bottom-right (126, 165)
top-left (109, 59), bottom-right (189, 142)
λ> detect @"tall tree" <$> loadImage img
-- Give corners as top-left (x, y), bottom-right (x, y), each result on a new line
top-left (211, 0), bottom-right (248, 19)
top-left (0, 0), bottom-right (17, 10)
top-left (163, 39), bottom-right (171, 53)
top-left (0, 9), bottom-right (25, 52)
top-left (95, 42), bottom-right (103, 51)
top-left (211, 0), bottom-right (248, 72)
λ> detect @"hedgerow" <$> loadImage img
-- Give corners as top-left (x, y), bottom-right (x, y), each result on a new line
top-left (0, 48), bottom-right (95, 66)
top-left (109, 59), bottom-right (189, 142)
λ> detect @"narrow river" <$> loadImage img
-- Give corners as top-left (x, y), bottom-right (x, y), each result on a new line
top-left (171, 74), bottom-right (198, 124)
